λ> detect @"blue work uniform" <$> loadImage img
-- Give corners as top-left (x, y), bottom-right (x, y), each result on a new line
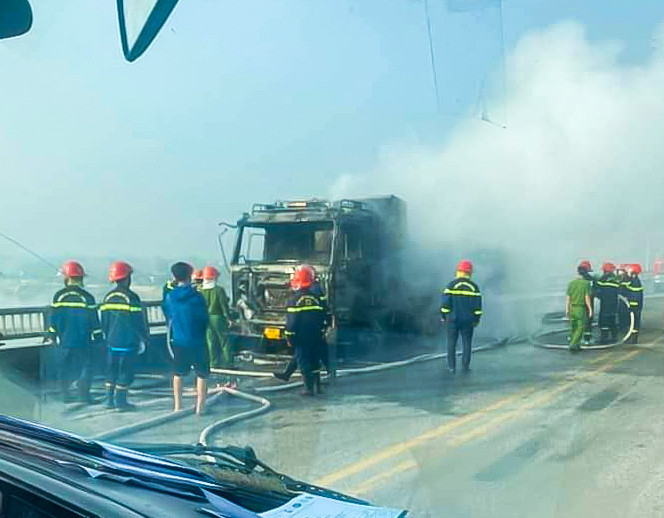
top-left (47, 285), bottom-right (101, 401)
top-left (100, 286), bottom-right (149, 395)
top-left (597, 273), bottom-right (620, 344)
top-left (285, 288), bottom-right (327, 393)
top-left (440, 276), bottom-right (482, 372)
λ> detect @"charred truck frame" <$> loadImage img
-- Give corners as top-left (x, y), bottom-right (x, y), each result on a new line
top-left (222, 197), bottom-right (407, 356)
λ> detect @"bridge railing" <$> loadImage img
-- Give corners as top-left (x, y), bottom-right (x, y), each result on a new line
top-left (0, 301), bottom-right (166, 342)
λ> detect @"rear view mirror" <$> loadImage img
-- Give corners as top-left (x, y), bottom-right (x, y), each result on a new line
top-left (117, 0), bottom-right (180, 62)
top-left (0, 0), bottom-right (32, 40)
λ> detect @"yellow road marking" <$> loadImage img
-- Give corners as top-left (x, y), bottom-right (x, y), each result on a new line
top-left (349, 349), bottom-right (641, 495)
top-left (314, 384), bottom-right (540, 487)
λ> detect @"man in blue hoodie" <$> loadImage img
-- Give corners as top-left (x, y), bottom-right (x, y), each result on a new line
top-left (163, 262), bottom-right (210, 414)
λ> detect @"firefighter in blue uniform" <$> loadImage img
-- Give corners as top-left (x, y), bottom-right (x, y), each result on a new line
top-left (46, 260), bottom-right (102, 403)
top-left (100, 261), bottom-right (149, 410)
top-left (597, 262), bottom-right (620, 344)
top-left (275, 264), bottom-right (331, 383)
top-left (624, 264), bottom-right (644, 344)
top-left (284, 266), bottom-right (326, 395)
top-left (440, 260), bottom-right (482, 375)
top-left (616, 264), bottom-right (631, 336)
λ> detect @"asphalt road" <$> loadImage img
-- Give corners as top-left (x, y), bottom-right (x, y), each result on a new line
top-left (23, 297), bottom-right (664, 517)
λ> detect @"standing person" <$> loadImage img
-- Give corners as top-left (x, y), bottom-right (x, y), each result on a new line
top-left (163, 262), bottom-right (210, 414)
top-left (440, 260), bottom-right (482, 375)
top-left (597, 262), bottom-right (620, 344)
top-left (199, 266), bottom-right (233, 370)
top-left (579, 260), bottom-right (597, 344)
top-left (624, 264), bottom-right (644, 344)
top-left (566, 264), bottom-right (593, 353)
top-left (616, 264), bottom-right (631, 336)
top-left (275, 264), bottom-right (331, 383)
top-left (46, 260), bottom-right (102, 404)
top-left (100, 261), bottom-right (149, 410)
top-left (284, 266), bottom-right (326, 395)
top-left (191, 269), bottom-right (204, 290)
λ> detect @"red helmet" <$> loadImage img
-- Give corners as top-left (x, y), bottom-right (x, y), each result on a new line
top-left (192, 269), bottom-right (204, 281)
top-left (203, 266), bottom-right (220, 280)
top-left (601, 262), bottom-right (615, 273)
top-left (580, 260), bottom-right (592, 271)
top-left (456, 260), bottom-right (473, 274)
top-left (61, 260), bottom-right (85, 278)
top-left (109, 261), bottom-right (133, 282)
top-left (295, 264), bottom-right (316, 279)
top-left (291, 266), bottom-right (313, 291)
top-left (630, 263), bottom-right (642, 275)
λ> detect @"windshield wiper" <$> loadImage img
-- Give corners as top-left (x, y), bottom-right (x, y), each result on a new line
top-left (123, 443), bottom-right (369, 506)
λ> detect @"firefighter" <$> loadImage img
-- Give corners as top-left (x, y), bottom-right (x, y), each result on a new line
top-left (191, 269), bottom-right (204, 289)
top-left (566, 263), bottom-right (593, 352)
top-left (440, 260), bottom-right (482, 374)
top-left (100, 261), bottom-right (149, 410)
top-left (285, 266), bottom-right (326, 395)
top-left (275, 264), bottom-right (331, 383)
top-left (597, 262), bottom-right (620, 344)
top-left (624, 264), bottom-right (644, 344)
top-left (46, 261), bottom-right (102, 403)
top-left (163, 262), bottom-right (210, 414)
top-left (616, 264), bottom-right (631, 336)
top-left (199, 266), bottom-right (233, 369)
top-left (579, 260), bottom-right (597, 344)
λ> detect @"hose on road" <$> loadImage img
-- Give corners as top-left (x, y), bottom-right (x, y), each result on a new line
top-left (90, 336), bottom-right (513, 445)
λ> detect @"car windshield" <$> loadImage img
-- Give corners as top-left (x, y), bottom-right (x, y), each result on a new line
top-left (1, 1), bottom-right (663, 517)
top-left (235, 223), bottom-right (333, 265)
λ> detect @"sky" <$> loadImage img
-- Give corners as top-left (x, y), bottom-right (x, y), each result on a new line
top-left (1, 0), bottom-right (664, 270)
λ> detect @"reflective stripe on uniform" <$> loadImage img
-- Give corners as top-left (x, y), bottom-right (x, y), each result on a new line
top-left (443, 289), bottom-right (481, 297)
top-left (286, 306), bottom-right (324, 313)
top-left (624, 285), bottom-right (644, 292)
top-left (630, 302), bottom-right (640, 306)
top-left (440, 307), bottom-right (451, 313)
top-left (52, 301), bottom-right (94, 309)
top-left (47, 326), bottom-right (56, 333)
top-left (284, 330), bottom-right (295, 336)
top-left (100, 303), bottom-right (142, 312)
top-left (597, 281), bottom-right (620, 288)
top-left (474, 310), bottom-right (483, 315)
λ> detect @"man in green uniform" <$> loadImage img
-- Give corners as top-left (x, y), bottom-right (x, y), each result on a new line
top-left (199, 266), bottom-right (233, 368)
top-left (566, 264), bottom-right (594, 352)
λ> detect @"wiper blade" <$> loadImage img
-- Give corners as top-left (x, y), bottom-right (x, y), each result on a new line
top-left (125, 443), bottom-right (369, 506)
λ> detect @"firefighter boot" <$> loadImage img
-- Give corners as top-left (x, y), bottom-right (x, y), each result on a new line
top-left (104, 383), bottom-right (115, 409)
top-left (599, 329), bottom-right (608, 345)
top-left (115, 387), bottom-right (136, 411)
top-left (77, 379), bottom-right (94, 404)
top-left (314, 372), bottom-right (324, 395)
top-left (61, 381), bottom-right (74, 404)
top-left (301, 373), bottom-right (315, 396)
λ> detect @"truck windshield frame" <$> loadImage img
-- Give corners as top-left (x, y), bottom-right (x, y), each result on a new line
top-left (233, 221), bottom-right (334, 266)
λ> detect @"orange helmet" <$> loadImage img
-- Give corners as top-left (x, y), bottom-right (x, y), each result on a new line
top-left (203, 266), bottom-right (220, 280)
top-left (191, 269), bottom-right (204, 282)
top-left (630, 264), bottom-right (642, 275)
top-left (456, 260), bottom-right (473, 274)
top-left (61, 260), bottom-right (85, 278)
top-left (109, 261), bottom-right (133, 282)
top-left (601, 262), bottom-right (615, 273)
top-left (291, 266), bottom-right (313, 291)
top-left (579, 260), bottom-right (592, 271)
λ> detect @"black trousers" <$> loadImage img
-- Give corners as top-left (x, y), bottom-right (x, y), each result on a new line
top-left (447, 322), bottom-right (474, 371)
top-left (598, 310), bottom-right (617, 344)
top-left (106, 352), bottom-right (135, 388)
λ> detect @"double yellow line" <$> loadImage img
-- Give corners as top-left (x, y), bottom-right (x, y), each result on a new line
top-left (315, 349), bottom-right (641, 495)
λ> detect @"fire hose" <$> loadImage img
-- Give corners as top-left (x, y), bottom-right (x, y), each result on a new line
top-left (90, 336), bottom-right (513, 444)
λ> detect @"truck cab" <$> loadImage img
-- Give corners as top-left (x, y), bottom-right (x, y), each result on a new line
top-left (227, 197), bottom-right (406, 353)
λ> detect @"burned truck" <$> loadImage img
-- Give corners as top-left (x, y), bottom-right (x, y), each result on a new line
top-left (223, 197), bottom-right (408, 355)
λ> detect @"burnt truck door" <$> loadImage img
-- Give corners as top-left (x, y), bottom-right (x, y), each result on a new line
top-left (333, 220), bottom-right (377, 327)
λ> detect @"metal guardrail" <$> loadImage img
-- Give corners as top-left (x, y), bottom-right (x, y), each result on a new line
top-left (0, 301), bottom-right (166, 341)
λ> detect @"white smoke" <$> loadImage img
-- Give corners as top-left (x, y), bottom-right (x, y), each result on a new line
top-left (333, 21), bottom-right (664, 289)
